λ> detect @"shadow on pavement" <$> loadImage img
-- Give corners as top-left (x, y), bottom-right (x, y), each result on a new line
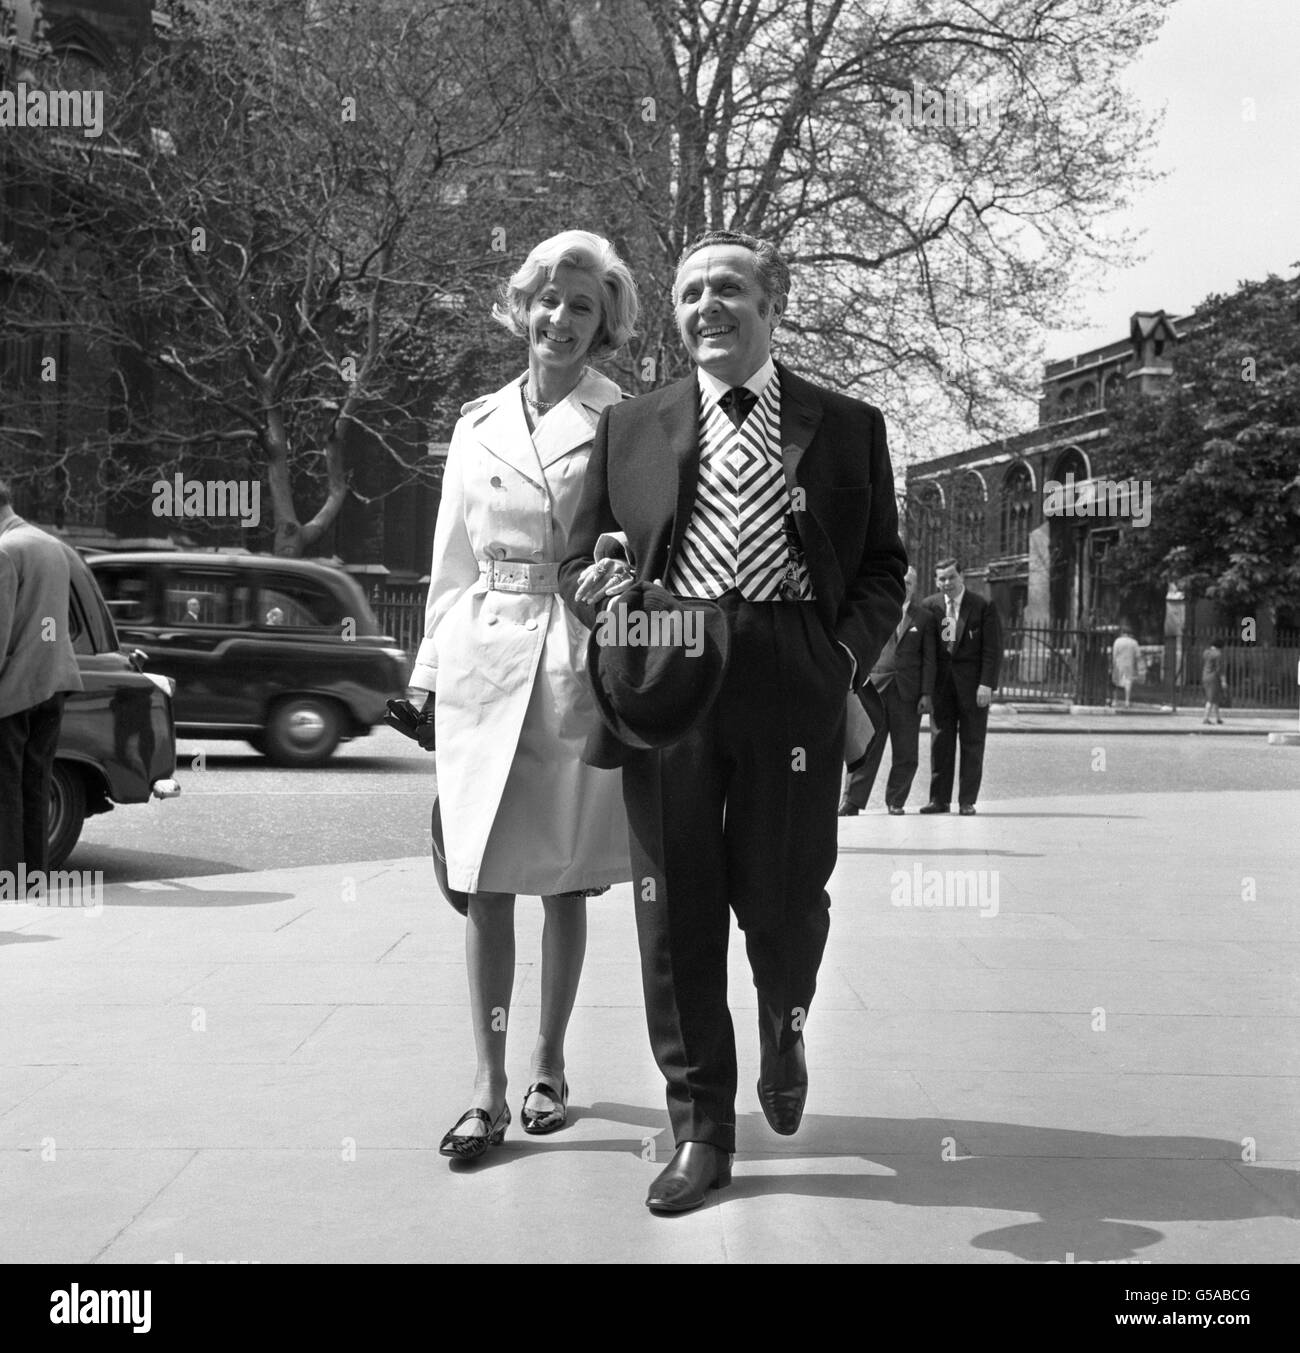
top-left (526, 1102), bottom-right (1298, 1261)
top-left (99, 881), bottom-right (296, 908)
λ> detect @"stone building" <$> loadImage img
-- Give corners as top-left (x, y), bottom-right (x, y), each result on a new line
top-left (903, 310), bottom-right (1183, 638)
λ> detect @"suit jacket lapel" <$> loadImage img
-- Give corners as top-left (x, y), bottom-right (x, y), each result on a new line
top-left (776, 362), bottom-right (839, 614)
top-left (657, 377), bottom-right (702, 576)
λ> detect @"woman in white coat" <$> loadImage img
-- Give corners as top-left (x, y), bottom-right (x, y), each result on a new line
top-left (408, 231), bottom-right (639, 1160)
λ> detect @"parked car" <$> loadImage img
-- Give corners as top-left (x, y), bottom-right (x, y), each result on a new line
top-left (53, 546), bottom-right (181, 868)
top-left (87, 552), bottom-right (409, 766)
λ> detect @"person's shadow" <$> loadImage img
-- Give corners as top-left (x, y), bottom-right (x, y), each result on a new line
top-left (527, 1101), bottom-right (1297, 1260)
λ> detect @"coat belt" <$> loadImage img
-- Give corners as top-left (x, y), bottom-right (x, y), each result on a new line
top-left (479, 559), bottom-right (560, 594)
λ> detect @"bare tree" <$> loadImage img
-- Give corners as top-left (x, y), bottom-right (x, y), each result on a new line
top-left (2, 0), bottom-right (539, 553)
top-left (519, 0), bottom-right (1171, 457)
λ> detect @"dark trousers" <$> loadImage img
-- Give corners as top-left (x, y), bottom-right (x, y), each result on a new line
top-left (842, 678), bottom-right (921, 809)
top-left (928, 672), bottom-right (988, 807)
top-left (621, 594), bottom-right (843, 1153)
top-left (0, 693), bottom-right (66, 878)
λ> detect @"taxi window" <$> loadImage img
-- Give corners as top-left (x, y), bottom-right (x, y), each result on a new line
top-left (165, 572), bottom-right (251, 625)
top-left (259, 577), bottom-right (346, 629)
top-left (95, 565), bottom-right (156, 623)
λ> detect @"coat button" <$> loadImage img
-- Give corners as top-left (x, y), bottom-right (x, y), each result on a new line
top-left (524, 619), bottom-right (538, 631)
top-left (490, 475), bottom-right (503, 488)
top-left (487, 616), bottom-right (498, 625)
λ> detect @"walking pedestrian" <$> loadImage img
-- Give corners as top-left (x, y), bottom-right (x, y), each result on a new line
top-left (0, 479), bottom-right (84, 891)
top-left (407, 231), bottom-right (640, 1160)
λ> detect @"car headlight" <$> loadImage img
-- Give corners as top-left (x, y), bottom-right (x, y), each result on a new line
top-left (143, 672), bottom-right (175, 698)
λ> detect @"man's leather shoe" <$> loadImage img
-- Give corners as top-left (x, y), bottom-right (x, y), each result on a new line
top-left (757, 1036), bottom-right (808, 1136)
top-left (838, 802), bottom-right (860, 816)
top-left (888, 806), bottom-right (905, 815)
top-left (959, 804), bottom-right (977, 815)
top-left (918, 802), bottom-right (949, 814)
top-left (645, 1142), bottom-right (731, 1212)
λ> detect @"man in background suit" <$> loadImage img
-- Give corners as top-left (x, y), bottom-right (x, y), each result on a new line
top-left (0, 478), bottom-right (83, 885)
top-left (839, 565), bottom-right (937, 815)
top-left (562, 230), bottom-right (905, 1211)
top-left (919, 557), bottom-right (1000, 816)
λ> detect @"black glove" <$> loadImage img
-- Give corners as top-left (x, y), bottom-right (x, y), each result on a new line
top-left (385, 697), bottom-right (436, 750)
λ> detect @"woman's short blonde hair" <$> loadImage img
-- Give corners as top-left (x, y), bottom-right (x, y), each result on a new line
top-left (493, 230), bottom-right (639, 357)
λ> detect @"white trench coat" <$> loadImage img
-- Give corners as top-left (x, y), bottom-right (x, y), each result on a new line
top-left (410, 367), bottom-right (631, 896)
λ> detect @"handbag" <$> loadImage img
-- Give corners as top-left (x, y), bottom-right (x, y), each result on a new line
top-left (430, 796), bottom-right (469, 916)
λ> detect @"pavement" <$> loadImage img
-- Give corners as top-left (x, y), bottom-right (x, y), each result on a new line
top-left (2, 775), bottom-right (1298, 1264)
top-left (983, 704), bottom-right (1298, 736)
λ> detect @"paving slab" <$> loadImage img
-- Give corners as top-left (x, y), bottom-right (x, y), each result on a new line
top-left (1, 788), bottom-right (1296, 1263)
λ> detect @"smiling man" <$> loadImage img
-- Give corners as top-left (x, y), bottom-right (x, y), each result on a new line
top-left (561, 230), bottom-right (906, 1212)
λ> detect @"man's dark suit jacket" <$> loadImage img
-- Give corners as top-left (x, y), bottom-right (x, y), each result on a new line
top-left (561, 361), bottom-right (907, 767)
top-left (877, 603), bottom-right (938, 706)
top-left (922, 588), bottom-right (1002, 704)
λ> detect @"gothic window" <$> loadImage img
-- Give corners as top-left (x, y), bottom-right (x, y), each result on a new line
top-left (1000, 462), bottom-right (1033, 556)
top-left (905, 481), bottom-right (944, 589)
top-left (952, 471), bottom-right (987, 567)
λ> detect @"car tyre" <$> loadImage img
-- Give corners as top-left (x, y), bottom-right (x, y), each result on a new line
top-left (263, 696), bottom-right (343, 767)
top-left (47, 762), bottom-right (87, 869)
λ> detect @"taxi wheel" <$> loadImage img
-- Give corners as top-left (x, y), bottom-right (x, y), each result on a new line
top-left (263, 696), bottom-right (343, 767)
top-left (47, 762), bottom-right (87, 869)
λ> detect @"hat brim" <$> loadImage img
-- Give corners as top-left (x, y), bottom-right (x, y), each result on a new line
top-left (586, 589), bottom-right (731, 751)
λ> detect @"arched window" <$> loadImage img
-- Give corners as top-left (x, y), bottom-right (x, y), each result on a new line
top-left (905, 481), bottom-right (944, 590)
top-left (952, 471), bottom-right (987, 566)
top-left (1000, 462), bottom-right (1033, 556)
top-left (1058, 387), bottom-right (1078, 419)
top-left (1078, 382), bottom-right (1097, 412)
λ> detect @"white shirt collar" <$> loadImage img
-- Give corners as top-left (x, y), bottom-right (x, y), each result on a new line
top-left (697, 356), bottom-right (776, 407)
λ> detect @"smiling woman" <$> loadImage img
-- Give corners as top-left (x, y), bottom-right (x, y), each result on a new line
top-left (407, 230), bottom-right (640, 1161)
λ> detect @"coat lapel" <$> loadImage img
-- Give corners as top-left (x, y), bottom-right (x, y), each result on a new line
top-left (531, 369), bottom-right (621, 470)
top-left (471, 378), bottom-right (547, 492)
top-left (656, 377), bottom-right (702, 575)
top-left (776, 363), bottom-right (839, 614)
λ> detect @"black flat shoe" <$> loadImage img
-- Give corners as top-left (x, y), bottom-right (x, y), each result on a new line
top-left (757, 1035), bottom-right (808, 1136)
top-left (838, 803), bottom-right (860, 816)
top-left (918, 802), bottom-right (949, 814)
top-left (646, 1142), bottom-right (732, 1212)
top-left (439, 1103), bottom-right (510, 1160)
top-left (888, 806), bottom-right (905, 815)
top-left (521, 1079), bottom-right (569, 1135)
top-left (959, 804), bottom-right (977, 815)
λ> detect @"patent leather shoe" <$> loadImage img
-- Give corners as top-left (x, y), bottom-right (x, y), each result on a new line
top-left (918, 802), bottom-right (949, 814)
top-left (645, 1142), bottom-right (732, 1212)
top-left (757, 1035), bottom-right (808, 1136)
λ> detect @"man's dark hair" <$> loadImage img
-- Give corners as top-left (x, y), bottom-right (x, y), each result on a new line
top-left (675, 229), bottom-right (790, 315)
top-left (0, 478), bottom-right (12, 509)
top-left (935, 557), bottom-right (963, 574)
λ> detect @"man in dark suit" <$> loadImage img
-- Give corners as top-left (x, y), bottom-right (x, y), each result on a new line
top-left (0, 478), bottom-right (84, 886)
top-left (839, 565), bottom-right (937, 815)
top-left (561, 230), bottom-right (906, 1211)
top-left (919, 557), bottom-right (1001, 815)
